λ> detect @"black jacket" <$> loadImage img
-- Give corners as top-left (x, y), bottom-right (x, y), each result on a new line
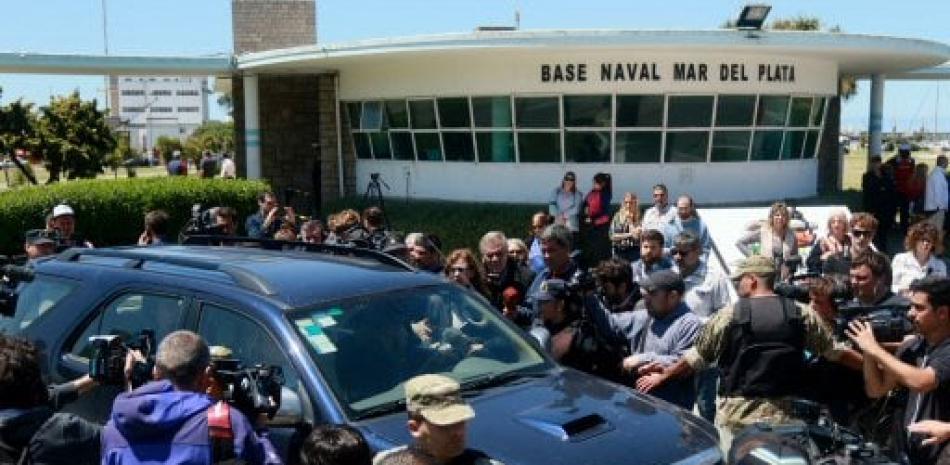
top-left (0, 384), bottom-right (100, 465)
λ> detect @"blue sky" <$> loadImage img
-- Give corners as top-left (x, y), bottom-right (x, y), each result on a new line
top-left (0, 0), bottom-right (948, 131)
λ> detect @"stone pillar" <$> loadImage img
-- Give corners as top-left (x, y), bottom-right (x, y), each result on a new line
top-left (232, 0), bottom-right (316, 55)
top-left (869, 74), bottom-right (885, 160)
top-left (244, 74), bottom-right (261, 179)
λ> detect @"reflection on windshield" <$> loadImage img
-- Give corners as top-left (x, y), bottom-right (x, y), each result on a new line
top-left (291, 285), bottom-right (549, 418)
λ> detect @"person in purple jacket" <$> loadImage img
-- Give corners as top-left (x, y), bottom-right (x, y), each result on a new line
top-left (101, 330), bottom-right (281, 465)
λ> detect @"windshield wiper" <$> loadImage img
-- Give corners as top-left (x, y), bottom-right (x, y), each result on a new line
top-left (460, 367), bottom-right (550, 392)
top-left (353, 398), bottom-right (406, 421)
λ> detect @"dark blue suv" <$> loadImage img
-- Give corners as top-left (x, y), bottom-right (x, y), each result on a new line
top-left (2, 245), bottom-right (721, 464)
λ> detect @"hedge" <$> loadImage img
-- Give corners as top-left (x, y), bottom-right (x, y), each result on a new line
top-left (0, 178), bottom-right (269, 256)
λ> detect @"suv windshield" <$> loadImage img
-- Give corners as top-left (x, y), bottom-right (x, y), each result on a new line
top-left (0, 276), bottom-right (79, 334)
top-left (291, 284), bottom-right (550, 419)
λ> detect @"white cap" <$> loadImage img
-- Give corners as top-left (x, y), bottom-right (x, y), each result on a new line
top-left (52, 204), bottom-right (74, 218)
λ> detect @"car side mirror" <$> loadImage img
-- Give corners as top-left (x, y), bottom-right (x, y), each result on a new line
top-left (268, 386), bottom-right (305, 428)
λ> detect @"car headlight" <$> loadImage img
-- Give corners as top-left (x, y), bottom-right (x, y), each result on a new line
top-left (671, 447), bottom-right (723, 465)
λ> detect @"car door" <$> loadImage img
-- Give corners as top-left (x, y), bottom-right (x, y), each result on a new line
top-left (58, 289), bottom-right (190, 424)
top-left (195, 301), bottom-right (310, 460)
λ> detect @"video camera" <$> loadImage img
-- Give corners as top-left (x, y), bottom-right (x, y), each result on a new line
top-left (834, 302), bottom-right (912, 343)
top-left (88, 330), bottom-right (156, 388)
top-left (0, 255), bottom-right (35, 317)
top-left (774, 272), bottom-right (852, 304)
top-left (211, 357), bottom-right (284, 419)
top-left (183, 204), bottom-right (229, 236)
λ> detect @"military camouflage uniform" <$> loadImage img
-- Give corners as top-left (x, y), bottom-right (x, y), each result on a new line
top-left (683, 300), bottom-right (837, 433)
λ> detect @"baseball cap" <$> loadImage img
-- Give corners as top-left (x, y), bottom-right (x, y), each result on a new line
top-left (51, 204), bottom-right (74, 219)
top-left (563, 171), bottom-right (576, 182)
top-left (640, 270), bottom-right (685, 294)
top-left (24, 229), bottom-right (56, 246)
top-left (729, 255), bottom-right (776, 280)
top-left (405, 374), bottom-right (475, 426)
top-left (533, 278), bottom-right (568, 302)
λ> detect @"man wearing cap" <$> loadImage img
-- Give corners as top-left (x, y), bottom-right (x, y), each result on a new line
top-left (23, 229), bottom-right (56, 262)
top-left (588, 270), bottom-right (703, 409)
top-left (373, 374), bottom-right (501, 465)
top-left (49, 203), bottom-right (92, 248)
top-left (636, 255), bottom-right (836, 438)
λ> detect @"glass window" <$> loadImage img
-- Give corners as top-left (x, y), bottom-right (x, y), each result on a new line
top-left (751, 130), bottom-right (784, 160)
top-left (757, 96), bottom-right (789, 126)
top-left (414, 133), bottom-right (442, 161)
top-left (442, 132), bottom-right (475, 162)
top-left (788, 97), bottom-right (813, 127)
top-left (515, 97), bottom-right (559, 128)
top-left (472, 97), bottom-right (512, 128)
top-left (346, 103), bottom-right (361, 130)
top-left (409, 100), bottom-right (437, 129)
top-left (517, 132), bottom-right (561, 162)
top-left (715, 95), bottom-right (756, 126)
top-left (616, 95), bottom-right (664, 127)
top-left (385, 100), bottom-right (409, 128)
top-left (437, 98), bottom-right (471, 128)
top-left (475, 132), bottom-right (515, 162)
top-left (361, 101), bottom-right (383, 130)
top-left (667, 96), bottom-right (714, 128)
top-left (563, 95), bottom-right (611, 127)
top-left (565, 131), bottom-right (610, 163)
top-left (0, 276), bottom-right (78, 333)
top-left (69, 293), bottom-right (187, 360)
top-left (616, 132), bottom-right (662, 163)
top-left (199, 303), bottom-right (300, 390)
top-left (711, 131), bottom-right (751, 162)
top-left (353, 133), bottom-right (372, 159)
top-left (370, 132), bottom-right (392, 160)
top-left (391, 132), bottom-right (414, 160)
top-left (804, 130), bottom-right (821, 159)
top-left (811, 98), bottom-right (826, 127)
top-left (665, 131), bottom-right (709, 163)
top-left (782, 130), bottom-right (807, 159)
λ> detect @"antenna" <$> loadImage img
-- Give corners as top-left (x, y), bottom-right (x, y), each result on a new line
top-left (515, 8), bottom-right (521, 29)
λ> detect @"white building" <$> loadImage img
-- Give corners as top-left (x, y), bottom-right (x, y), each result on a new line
top-left (113, 76), bottom-right (209, 152)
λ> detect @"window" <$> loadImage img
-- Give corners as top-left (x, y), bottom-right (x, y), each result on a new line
top-left (667, 96), bottom-right (713, 128)
top-left (150, 90), bottom-right (172, 96)
top-left (69, 292), bottom-right (187, 360)
top-left (472, 97), bottom-right (512, 128)
top-left (565, 131), bottom-right (610, 163)
top-left (361, 101), bottom-right (383, 131)
top-left (788, 97), bottom-right (813, 127)
top-left (515, 97), bottom-right (559, 128)
top-left (616, 95), bottom-right (663, 127)
top-left (563, 95), bottom-right (611, 127)
top-left (122, 107), bottom-right (144, 113)
top-left (751, 130), bottom-right (784, 160)
top-left (476, 132), bottom-right (514, 162)
top-left (756, 96), bottom-right (789, 126)
top-left (370, 132), bottom-right (392, 159)
top-left (616, 132), bottom-right (662, 163)
top-left (437, 98), bottom-right (470, 128)
top-left (176, 90), bottom-right (200, 96)
top-left (409, 100), bottom-right (437, 129)
top-left (442, 132), bottom-right (475, 161)
top-left (198, 304), bottom-right (299, 390)
top-left (665, 131), bottom-right (709, 163)
top-left (811, 97), bottom-right (827, 127)
top-left (150, 107), bottom-right (173, 113)
top-left (177, 107), bottom-right (200, 113)
top-left (353, 133), bottom-right (372, 159)
top-left (346, 102), bottom-right (362, 129)
top-left (711, 131), bottom-right (751, 162)
top-left (782, 130), bottom-right (807, 159)
top-left (715, 95), bottom-right (756, 127)
top-left (804, 130), bottom-right (821, 159)
top-left (0, 276), bottom-right (78, 333)
top-left (517, 133), bottom-right (560, 163)
top-left (121, 90), bottom-right (145, 96)
top-left (414, 133), bottom-right (442, 161)
top-left (390, 132), bottom-right (414, 160)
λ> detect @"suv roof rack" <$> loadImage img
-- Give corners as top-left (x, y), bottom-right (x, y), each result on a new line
top-left (58, 248), bottom-right (278, 295)
top-left (180, 235), bottom-right (414, 271)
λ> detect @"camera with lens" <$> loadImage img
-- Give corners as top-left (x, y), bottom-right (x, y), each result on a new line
top-left (211, 357), bottom-right (284, 419)
top-left (183, 204), bottom-right (228, 236)
top-left (0, 256), bottom-right (34, 317)
top-left (834, 302), bottom-right (913, 343)
top-left (88, 330), bottom-right (156, 388)
top-left (775, 272), bottom-right (852, 304)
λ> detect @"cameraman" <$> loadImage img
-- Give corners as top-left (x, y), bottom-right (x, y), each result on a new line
top-left (246, 192), bottom-right (295, 239)
top-left (850, 250), bottom-right (909, 310)
top-left (214, 206), bottom-right (239, 236)
top-left (0, 335), bottom-right (101, 464)
top-left (847, 277), bottom-right (950, 465)
top-left (101, 330), bottom-right (281, 465)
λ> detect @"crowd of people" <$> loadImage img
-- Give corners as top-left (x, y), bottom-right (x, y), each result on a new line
top-left (8, 148), bottom-right (950, 464)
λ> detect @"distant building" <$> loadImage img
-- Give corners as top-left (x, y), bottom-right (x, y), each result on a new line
top-left (111, 76), bottom-right (209, 153)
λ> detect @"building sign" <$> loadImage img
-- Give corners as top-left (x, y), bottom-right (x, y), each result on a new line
top-left (540, 62), bottom-right (795, 83)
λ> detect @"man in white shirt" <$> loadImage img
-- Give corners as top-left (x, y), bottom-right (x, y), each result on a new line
top-left (924, 155), bottom-right (948, 229)
top-left (219, 153), bottom-right (237, 179)
top-left (642, 183), bottom-right (676, 233)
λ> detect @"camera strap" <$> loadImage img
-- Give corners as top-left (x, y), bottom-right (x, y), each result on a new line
top-left (208, 401), bottom-right (236, 463)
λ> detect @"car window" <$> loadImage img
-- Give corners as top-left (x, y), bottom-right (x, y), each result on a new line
top-left (291, 284), bottom-right (550, 419)
top-left (0, 276), bottom-right (79, 333)
top-left (197, 303), bottom-right (300, 390)
top-left (69, 292), bottom-right (187, 360)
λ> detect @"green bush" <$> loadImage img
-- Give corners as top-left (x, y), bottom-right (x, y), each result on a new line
top-left (0, 177), bottom-right (269, 255)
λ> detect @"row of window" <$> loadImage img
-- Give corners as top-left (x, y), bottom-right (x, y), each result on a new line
top-left (120, 89), bottom-right (201, 97)
top-left (121, 106), bottom-right (200, 113)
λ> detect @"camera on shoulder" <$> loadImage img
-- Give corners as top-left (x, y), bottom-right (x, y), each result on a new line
top-left (88, 330), bottom-right (156, 388)
top-left (210, 355), bottom-right (284, 419)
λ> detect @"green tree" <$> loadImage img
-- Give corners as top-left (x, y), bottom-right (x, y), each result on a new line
top-left (0, 87), bottom-right (40, 185)
top-left (154, 135), bottom-right (183, 163)
top-left (37, 91), bottom-right (116, 182)
top-left (183, 120), bottom-right (234, 161)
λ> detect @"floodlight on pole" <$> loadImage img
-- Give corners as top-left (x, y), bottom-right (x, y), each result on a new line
top-left (735, 4), bottom-right (771, 30)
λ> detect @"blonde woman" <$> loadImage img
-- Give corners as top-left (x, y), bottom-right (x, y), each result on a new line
top-left (736, 202), bottom-right (799, 277)
top-left (609, 192), bottom-right (642, 262)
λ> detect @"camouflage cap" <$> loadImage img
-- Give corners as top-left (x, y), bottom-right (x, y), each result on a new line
top-left (729, 255), bottom-right (776, 279)
top-left (405, 374), bottom-right (474, 426)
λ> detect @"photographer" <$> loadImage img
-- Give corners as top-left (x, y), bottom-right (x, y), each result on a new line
top-left (23, 229), bottom-right (57, 262)
top-left (137, 209), bottom-right (170, 246)
top-left (0, 335), bottom-right (101, 465)
top-left (214, 206), bottom-right (239, 236)
top-left (847, 277), bottom-right (950, 465)
top-left (101, 330), bottom-right (281, 465)
top-left (246, 192), bottom-right (296, 239)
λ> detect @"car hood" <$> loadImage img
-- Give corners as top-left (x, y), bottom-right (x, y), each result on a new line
top-left (357, 368), bottom-right (720, 465)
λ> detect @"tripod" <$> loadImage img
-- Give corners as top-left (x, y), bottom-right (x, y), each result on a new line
top-left (362, 173), bottom-right (391, 229)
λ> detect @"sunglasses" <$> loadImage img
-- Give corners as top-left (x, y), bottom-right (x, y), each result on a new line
top-left (852, 230), bottom-right (873, 238)
top-left (450, 266), bottom-right (470, 274)
top-left (670, 248), bottom-right (695, 256)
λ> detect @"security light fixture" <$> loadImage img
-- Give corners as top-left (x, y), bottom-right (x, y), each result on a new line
top-left (735, 4), bottom-right (771, 30)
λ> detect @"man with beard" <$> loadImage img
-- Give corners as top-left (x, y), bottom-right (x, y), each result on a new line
top-left (522, 225), bottom-right (578, 328)
top-left (631, 229), bottom-right (673, 286)
top-left (594, 258), bottom-right (639, 313)
top-left (479, 231), bottom-right (534, 311)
